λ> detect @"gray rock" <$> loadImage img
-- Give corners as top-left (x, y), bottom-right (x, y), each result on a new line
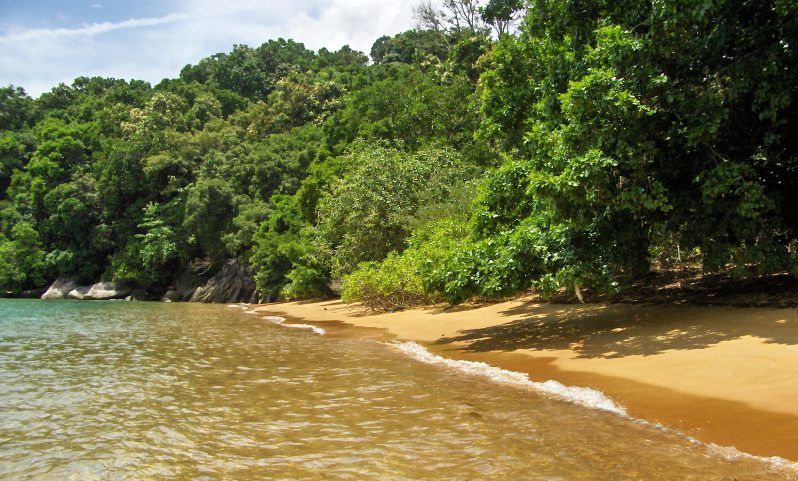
top-left (174, 269), bottom-right (205, 299)
top-left (43, 279), bottom-right (130, 301)
top-left (162, 290), bottom-right (182, 302)
top-left (41, 278), bottom-right (78, 300)
top-left (81, 282), bottom-right (130, 300)
top-left (190, 260), bottom-right (263, 304)
top-left (125, 289), bottom-right (158, 301)
top-left (67, 286), bottom-right (92, 300)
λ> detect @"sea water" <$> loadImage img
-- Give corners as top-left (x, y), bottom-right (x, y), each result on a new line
top-left (0, 299), bottom-right (794, 480)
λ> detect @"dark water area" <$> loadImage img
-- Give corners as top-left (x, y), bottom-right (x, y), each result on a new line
top-left (0, 300), bottom-right (794, 480)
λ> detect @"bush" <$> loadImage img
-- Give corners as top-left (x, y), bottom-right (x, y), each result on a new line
top-left (281, 265), bottom-right (330, 300)
top-left (341, 255), bottom-right (427, 311)
top-left (341, 220), bottom-right (466, 310)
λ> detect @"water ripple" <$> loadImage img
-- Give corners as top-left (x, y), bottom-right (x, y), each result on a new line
top-left (0, 300), bottom-right (794, 481)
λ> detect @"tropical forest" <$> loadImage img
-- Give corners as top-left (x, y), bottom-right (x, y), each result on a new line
top-left (1, 0), bottom-right (796, 309)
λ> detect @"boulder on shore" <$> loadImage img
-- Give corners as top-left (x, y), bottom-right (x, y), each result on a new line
top-left (72, 282), bottom-right (130, 300)
top-left (161, 290), bottom-right (182, 302)
top-left (125, 289), bottom-right (159, 301)
top-left (42, 279), bottom-right (130, 300)
top-left (41, 278), bottom-right (78, 300)
top-left (190, 260), bottom-right (264, 304)
top-left (66, 286), bottom-right (92, 300)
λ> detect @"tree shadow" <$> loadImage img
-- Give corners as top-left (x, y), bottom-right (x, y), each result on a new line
top-left (436, 302), bottom-right (798, 359)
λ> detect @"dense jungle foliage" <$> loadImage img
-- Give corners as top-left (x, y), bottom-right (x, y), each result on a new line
top-left (1, 0), bottom-right (796, 309)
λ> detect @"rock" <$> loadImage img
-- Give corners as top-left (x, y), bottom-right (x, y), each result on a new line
top-left (67, 286), bottom-right (92, 300)
top-left (81, 282), bottom-right (130, 300)
top-left (125, 289), bottom-right (158, 302)
top-left (43, 279), bottom-right (130, 301)
top-left (162, 290), bottom-right (182, 302)
top-left (178, 287), bottom-right (197, 301)
top-left (41, 278), bottom-right (79, 300)
top-left (190, 260), bottom-right (263, 304)
top-left (174, 269), bottom-right (205, 300)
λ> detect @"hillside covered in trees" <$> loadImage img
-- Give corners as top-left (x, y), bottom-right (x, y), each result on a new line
top-left (1, 0), bottom-right (796, 308)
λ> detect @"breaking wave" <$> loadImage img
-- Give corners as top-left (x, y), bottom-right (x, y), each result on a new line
top-left (260, 314), bottom-right (326, 335)
top-left (388, 340), bottom-right (798, 474)
top-left (389, 340), bottom-right (625, 414)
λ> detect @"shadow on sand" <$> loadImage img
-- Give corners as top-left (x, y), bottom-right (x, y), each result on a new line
top-left (435, 301), bottom-right (798, 359)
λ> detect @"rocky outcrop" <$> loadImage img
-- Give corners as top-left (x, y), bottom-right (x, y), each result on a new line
top-left (41, 279), bottom-right (129, 300)
top-left (38, 261), bottom-right (264, 304)
top-left (125, 289), bottom-right (159, 302)
top-left (161, 290), bottom-right (182, 302)
top-left (66, 286), bottom-right (92, 300)
top-left (189, 260), bottom-right (264, 304)
top-left (41, 278), bottom-right (79, 300)
top-left (70, 282), bottom-right (130, 300)
top-left (172, 268), bottom-right (205, 301)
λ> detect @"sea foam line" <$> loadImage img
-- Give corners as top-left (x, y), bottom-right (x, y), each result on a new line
top-left (282, 323), bottom-right (327, 335)
top-left (388, 340), bottom-right (798, 474)
top-left (261, 315), bottom-right (326, 335)
top-left (389, 341), bottom-right (625, 415)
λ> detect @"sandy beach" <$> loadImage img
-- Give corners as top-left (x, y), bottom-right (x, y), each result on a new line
top-left (255, 298), bottom-right (798, 461)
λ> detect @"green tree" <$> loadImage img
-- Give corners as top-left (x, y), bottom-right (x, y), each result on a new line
top-left (0, 86), bottom-right (34, 131)
top-left (318, 143), bottom-right (476, 276)
top-left (183, 178), bottom-right (235, 260)
top-left (0, 222), bottom-right (48, 292)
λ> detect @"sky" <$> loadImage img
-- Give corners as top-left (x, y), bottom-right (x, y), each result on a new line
top-left (0, 0), bottom-right (417, 96)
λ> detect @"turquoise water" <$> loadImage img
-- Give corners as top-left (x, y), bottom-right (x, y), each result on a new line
top-left (0, 299), bottom-right (794, 480)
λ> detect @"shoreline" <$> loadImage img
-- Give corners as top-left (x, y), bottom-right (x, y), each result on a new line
top-left (253, 297), bottom-right (798, 462)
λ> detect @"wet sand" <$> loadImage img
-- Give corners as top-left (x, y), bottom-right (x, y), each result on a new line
top-left (254, 298), bottom-right (798, 461)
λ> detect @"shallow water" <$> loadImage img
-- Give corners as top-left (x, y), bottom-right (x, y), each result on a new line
top-left (0, 300), bottom-right (794, 480)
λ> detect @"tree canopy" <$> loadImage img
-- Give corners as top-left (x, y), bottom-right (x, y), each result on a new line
top-left (1, 0), bottom-right (796, 308)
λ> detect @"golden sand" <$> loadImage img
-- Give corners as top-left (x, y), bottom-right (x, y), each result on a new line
top-left (255, 298), bottom-right (798, 460)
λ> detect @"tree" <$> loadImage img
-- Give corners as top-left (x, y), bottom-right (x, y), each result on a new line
top-left (414, 0), bottom-right (488, 34)
top-left (370, 30), bottom-right (449, 64)
top-left (0, 222), bottom-right (48, 292)
top-left (183, 178), bottom-right (235, 260)
top-left (480, 0), bottom-right (524, 36)
top-left (0, 86), bottom-right (34, 131)
top-left (473, 0), bottom-right (798, 295)
top-left (317, 143), bottom-right (475, 276)
top-left (0, 131), bottom-right (33, 197)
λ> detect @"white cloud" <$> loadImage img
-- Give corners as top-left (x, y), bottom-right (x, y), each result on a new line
top-left (0, 13), bottom-right (187, 43)
top-left (0, 1), bottom-right (416, 97)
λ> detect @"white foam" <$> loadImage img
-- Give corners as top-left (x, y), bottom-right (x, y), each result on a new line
top-left (705, 443), bottom-right (798, 471)
top-left (261, 315), bottom-right (325, 335)
top-left (282, 323), bottom-right (326, 335)
top-left (226, 304), bottom-right (240, 308)
top-left (389, 340), bottom-right (798, 474)
top-left (389, 341), bottom-right (625, 415)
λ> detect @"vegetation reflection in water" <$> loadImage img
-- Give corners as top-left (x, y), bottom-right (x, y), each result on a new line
top-left (0, 300), bottom-right (793, 481)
